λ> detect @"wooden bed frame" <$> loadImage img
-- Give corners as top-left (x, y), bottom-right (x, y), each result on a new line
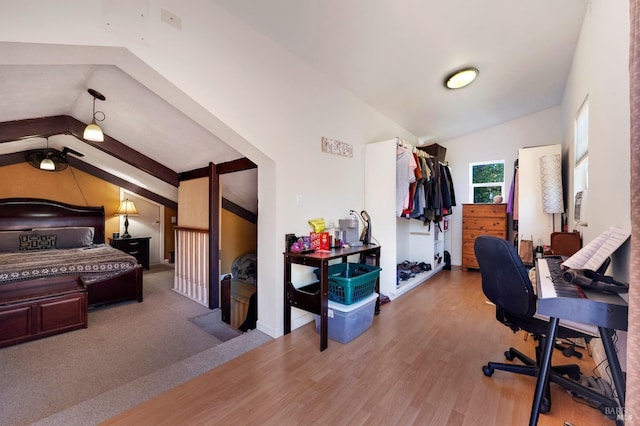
top-left (0, 198), bottom-right (143, 307)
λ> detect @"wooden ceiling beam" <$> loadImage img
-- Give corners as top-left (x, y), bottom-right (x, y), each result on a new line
top-left (0, 116), bottom-right (69, 142)
top-left (179, 158), bottom-right (257, 182)
top-left (0, 115), bottom-right (179, 187)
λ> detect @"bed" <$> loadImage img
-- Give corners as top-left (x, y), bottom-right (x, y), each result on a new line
top-left (0, 198), bottom-right (143, 307)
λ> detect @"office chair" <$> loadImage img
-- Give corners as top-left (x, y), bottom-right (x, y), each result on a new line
top-left (474, 236), bottom-right (610, 414)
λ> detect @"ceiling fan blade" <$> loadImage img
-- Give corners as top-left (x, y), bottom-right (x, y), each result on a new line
top-left (61, 147), bottom-right (85, 158)
top-left (25, 149), bottom-right (69, 172)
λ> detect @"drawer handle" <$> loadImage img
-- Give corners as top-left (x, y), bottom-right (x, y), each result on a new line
top-left (129, 242), bottom-right (140, 246)
top-left (129, 250), bottom-right (139, 255)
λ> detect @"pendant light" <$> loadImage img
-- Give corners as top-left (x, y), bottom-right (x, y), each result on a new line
top-left (84, 88), bottom-right (106, 142)
top-left (40, 138), bottom-right (55, 171)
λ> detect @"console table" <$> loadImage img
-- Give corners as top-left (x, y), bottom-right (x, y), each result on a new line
top-left (284, 244), bottom-right (381, 351)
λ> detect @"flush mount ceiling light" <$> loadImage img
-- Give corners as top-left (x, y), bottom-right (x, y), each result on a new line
top-left (444, 67), bottom-right (479, 89)
top-left (83, 88), bottom-right (106, 142)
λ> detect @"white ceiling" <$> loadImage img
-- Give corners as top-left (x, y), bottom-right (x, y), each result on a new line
top-left (0, 1), bottom-right (588, 213)
top-left (0, 64), bottom-right (258, 213)
top-left (211, 0), bottom-right (588, 142)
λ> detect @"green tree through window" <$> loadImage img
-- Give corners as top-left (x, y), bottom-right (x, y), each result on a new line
top-left (470, 161), bottom-right (505, 203)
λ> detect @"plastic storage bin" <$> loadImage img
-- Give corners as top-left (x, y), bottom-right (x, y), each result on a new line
top-left (313, 263), bottom-right (380, 304)
top-left (314, 292), bottom-right (378, 343)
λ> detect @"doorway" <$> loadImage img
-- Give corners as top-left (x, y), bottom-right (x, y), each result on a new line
top-left (120, 190), bottom-right (165, 266)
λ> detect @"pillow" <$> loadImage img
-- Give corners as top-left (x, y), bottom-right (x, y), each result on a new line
top-left (232, 253), bottom-right (257, 285)
top-left (19, 233), bottom-right (57, 251)
top-left (0, 230), bottom-right (27, 252)
top-left (32, 227), bottom-right (95, 249)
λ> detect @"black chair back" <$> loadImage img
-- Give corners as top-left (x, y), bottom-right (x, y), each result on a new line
top-left (474, 235), bottom-right (537, 318)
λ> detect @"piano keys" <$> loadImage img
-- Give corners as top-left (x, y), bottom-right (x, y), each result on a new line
top-left (535, 257), bottom-right (628, 332)
top-left (531, 256), bottom-right (628, 426)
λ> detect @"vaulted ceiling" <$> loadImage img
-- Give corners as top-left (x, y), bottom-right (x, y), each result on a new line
top-left (211, 0), bottom-right (588, 142)
top-left (0, 0), bottom-right (588, 214)
top-left (0, 63), bottom-right (258, 213)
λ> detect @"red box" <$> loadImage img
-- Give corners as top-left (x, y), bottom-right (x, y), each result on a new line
top-left (310, 232), bottom-right (321, 250)
top-left (310, 232), bottom-right (331, 250)
top-left (319, 232), bottom-right (330, 250)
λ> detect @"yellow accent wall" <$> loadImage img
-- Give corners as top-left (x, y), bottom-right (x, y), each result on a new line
top-left (221, 208), bottom-right (257, 274)
top-left (0, 163), bottom-right (121, 238)
top-left (175, 177), bottom-right (257, 273)
top-left (177, 178), bottom-right (209, 229)
top-left (0, 163), bottom-right (177, 258)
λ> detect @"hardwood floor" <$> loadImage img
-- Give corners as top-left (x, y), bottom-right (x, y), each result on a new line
top-left (104, 267), bottom-right (614, 425)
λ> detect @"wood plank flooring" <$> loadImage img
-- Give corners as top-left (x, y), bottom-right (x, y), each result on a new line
top-left (104, 267), bottom-right (614, 425)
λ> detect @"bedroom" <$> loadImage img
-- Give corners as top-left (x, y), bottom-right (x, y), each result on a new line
top-left (0, 0), bottom-right (637, 422)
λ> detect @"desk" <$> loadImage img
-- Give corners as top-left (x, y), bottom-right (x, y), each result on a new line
top-left (283, 244), bottom-right (381, 351)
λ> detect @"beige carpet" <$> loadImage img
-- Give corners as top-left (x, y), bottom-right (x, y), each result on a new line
top-left (0, 264), bottom-right (270, 426)
top-left (189, 309), bottom-right (242, 342)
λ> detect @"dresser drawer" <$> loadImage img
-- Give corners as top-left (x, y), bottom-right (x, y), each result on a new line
top-left (109, 237), bottom-right (151, 270)
top-left (462, 203), bottom-right (507, 218)
top-left (461, 203), bottom-right (507, 270)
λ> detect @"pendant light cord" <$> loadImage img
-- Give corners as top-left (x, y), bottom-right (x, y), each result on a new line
top-left (69, 166), bottom-right (90, 206)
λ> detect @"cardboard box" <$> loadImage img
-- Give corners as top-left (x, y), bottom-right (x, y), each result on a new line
top-left (420, 143), bottom-right (446, 162)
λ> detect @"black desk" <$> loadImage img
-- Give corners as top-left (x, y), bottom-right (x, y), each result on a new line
top-left (531, 259), bottom-right (629, 425)
top-left (283, 244), bottom-right (381, 351)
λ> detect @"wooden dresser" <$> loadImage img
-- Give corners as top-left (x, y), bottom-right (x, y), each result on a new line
top-left (462, 203), bottom-right (508, 271)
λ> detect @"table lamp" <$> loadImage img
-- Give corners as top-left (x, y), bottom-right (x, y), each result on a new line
top-left (115, 199), bottom-right (139, 238)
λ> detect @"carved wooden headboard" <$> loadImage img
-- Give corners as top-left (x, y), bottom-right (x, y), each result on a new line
top-left (0, 198), bottom-right (106, 244)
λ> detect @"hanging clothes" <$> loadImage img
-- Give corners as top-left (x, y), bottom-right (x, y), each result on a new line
top-left (396, 145), bottom-right (415, 216)
top-left (394, 141), bottom-right (457, 224)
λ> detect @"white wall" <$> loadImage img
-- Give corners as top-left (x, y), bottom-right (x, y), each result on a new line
top-left (440, 107), bottom-right (563, 266)
top-left (0, 1), bottom-right (417, 337)
top-left (440, 0), bottom-right (630, 276)
top-left (561, 0), bottom-right (631, 281)
top-left (560, 0), bottom-right (630, 372)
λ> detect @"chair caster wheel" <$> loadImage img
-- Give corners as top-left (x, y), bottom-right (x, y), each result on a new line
top-left (482, 365), bottom-right (494, 377)
top-left (505, 350), bottom-right (515, 361)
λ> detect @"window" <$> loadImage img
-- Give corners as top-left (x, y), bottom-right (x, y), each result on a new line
top-left (470, 161), bottom-right (505, 203)
top-left (574, 96), bottom-right (589, 194)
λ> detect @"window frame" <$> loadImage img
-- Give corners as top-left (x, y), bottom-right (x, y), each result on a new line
top-left (574, 96), bottom-right (589, 194)
top-left (469, 160), bottom-right (506, 203)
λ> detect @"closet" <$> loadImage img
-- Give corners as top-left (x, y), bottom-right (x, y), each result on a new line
top-left (364, 138), bottom-right (454, 300)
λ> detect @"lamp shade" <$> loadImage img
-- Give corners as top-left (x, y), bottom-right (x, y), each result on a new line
top-left (539, 154), bottom-right (564, 214)
top-left (39, 157), bottom-right (55, 171)
top-left (115, 200), bottom-right (139, 216)
top-left (83, 122), bottom-right (104, 142)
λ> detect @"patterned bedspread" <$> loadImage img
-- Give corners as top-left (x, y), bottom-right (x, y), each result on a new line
top-left (0, 244), bottom-right (139, 284)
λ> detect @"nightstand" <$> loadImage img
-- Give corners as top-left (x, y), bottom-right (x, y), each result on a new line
top-left (109, 237), bottom-right (151, 270)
